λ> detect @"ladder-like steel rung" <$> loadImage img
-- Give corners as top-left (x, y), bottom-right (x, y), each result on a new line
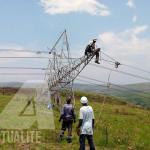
top-left (47, 51), bottom-right (96, 90)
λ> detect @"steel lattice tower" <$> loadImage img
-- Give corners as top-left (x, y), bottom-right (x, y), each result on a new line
top-left (45, 31), bottom-right (98, 106)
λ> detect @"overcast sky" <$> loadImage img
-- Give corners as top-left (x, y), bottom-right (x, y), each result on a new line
top-left (0, 0), bottom-right (150, 84)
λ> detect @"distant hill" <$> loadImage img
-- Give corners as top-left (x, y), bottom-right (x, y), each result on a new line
top-left (74, 82), bottom-right (150, 108)
top-left (0, 82), bottom-right (23, 88)
top-left (0, 82), bottom-right (150, 108)
top-left (0, 81), bottom-right (44, 88)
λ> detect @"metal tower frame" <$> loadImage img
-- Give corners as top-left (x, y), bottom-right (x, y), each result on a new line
top-left (45, 31), bottom-right (98, 106)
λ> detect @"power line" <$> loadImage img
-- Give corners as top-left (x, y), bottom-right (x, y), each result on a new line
top-left (101, 51), bottom-right (117, 62)
top-left (0, 56), bottom-right (79, 60)
top-left (76, 78), bottom-right (107, 88)
top-left (0, 67), bottom-right (46, 70)
top-left (90, 63), bottom-right (150, 82)
top-left (0, 49), bottom-right (49, 54)
top-left (0, 56), bottom-right (49, 59)
top-left (78, 76), bottom-right (124, 94)
top-left (122, 63), bottom-right (150, 74)
top-left (101, 58), bottom-right (115, 64)
top-left (101, 51), bottom-right (150, 75)
top-left (79, 75), bottom-right (150, 99)
top-left (79, 74), bottom-right (149, 95)
top-left (0, 73), bottom-right (45, 76)
top-left (76, 77), bottom-right (124, 94)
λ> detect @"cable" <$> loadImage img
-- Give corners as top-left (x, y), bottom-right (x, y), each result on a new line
top-left (76, 78), bottom-right (107, 89)
top-left (0, 67), bottom-right (46, 70)
top-left (101, 58), bottom-right (115, 64)
top-left (0, 56), bottom-right (79, 60)
top-left (101, 51), bottom-right (150, 75)
top-left (79, 75), bottom-right (150, 99)
top-left (0, 73), bottom-right (45, 76)
top-left (90, 63), bottom-right (150, 82)
top-left (101, 51), bottom-right (117, 62)
top-left (76, 77), bottom-right (133, 103)
top-left (76, 78), bottom-right (126, 94)
top-left (122, 63), bottom-right (150, 74)
top-left (0, 56), bottom-right (49, 59)
top-left (79, 74), bottom-right (148, 95)
top-left (0, 49), bottom-right (49, 54)
top-left (76, 77), bottom-right (123, 126)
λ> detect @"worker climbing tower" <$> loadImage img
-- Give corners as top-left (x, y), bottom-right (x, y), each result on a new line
top-left (45, 31), bottom-right (99, 106)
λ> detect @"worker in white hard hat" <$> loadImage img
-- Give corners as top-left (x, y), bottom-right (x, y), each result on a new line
top-left (85, 39), bottom-right (100, 64)
top-left (76, 96), bottom-right (95, 150)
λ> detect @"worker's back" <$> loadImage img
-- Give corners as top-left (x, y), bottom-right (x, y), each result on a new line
top-left (79, 105), bottom-right (94, 135)
top-left (62, 104), bottom-right (74, 121)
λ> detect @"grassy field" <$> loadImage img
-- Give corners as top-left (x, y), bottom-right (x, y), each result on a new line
top-left (0, 91), bottom-right (150, 150)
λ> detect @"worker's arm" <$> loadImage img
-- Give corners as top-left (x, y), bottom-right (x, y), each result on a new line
top-left (77, 108), bottom-right (83, 128)
top-left (92, 107), bottom-right (95, 128)
top-left (59, 114), bottom-right (63, 122)
top-left (72, 108), bottom-right (76, 123)
top-left (77, 119), bottom-right (83, 128)
top-left (92, 119), bottom-right (95, 128)
top-left (59, 106), bottom-right (64, 122)
top-left (76, 119), bottom-right (82, 136)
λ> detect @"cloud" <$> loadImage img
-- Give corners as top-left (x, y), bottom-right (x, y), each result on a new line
top-left (132, 25), bottom-right (148, 34)
top-left (98, 25), bottom-right (150, 65)
top-left (127, 0), bottom-right (135, 8)
top-left (40, 0), bottom-right (110, 16)
top-left (132, 15), bottom-right (137, 22)
top-left (126, 0), bottom-right (138, 23)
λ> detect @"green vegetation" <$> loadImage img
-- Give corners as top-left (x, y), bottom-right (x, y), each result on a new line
top-left (74, 83), bottom-right (150, 108)
top-left (0, 91), bottom-right (150, 150)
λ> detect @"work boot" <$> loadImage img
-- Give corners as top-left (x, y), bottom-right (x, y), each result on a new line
top-left (59, 132), bottom-right (64, 141)
top-left (66, 136), bottom-right (72, 143)
top-left (95, 60), bottom-right (100, 64)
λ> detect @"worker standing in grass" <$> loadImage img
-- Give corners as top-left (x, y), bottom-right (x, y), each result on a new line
top-left (77, 96), bottom-right (95, 150)
top-left (59, 96), bottom-right (76, 143)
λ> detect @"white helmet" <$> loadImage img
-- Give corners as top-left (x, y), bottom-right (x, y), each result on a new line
top-left (80, 96), bottom-right (88, 104)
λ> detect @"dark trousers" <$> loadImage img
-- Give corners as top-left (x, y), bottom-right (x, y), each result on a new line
top-left (61, 120), bottom-right (73, 136)
top-left (95, 48), bottom-right (100, 61)
top-left (85, 48), bottom-right (100, 61)
top-left (79, 134), bottom-right (95, 150)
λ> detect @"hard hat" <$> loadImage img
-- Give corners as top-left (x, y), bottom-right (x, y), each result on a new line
top-left (80, 96), bottom-right (88, 104)
top-left (93, 39), bottom-right (97, 42)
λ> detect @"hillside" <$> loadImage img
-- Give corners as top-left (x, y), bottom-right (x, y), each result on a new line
top-left (0, 91), bottom-right (149, 150)
top-left (74, 83), bottom-right (150, 108)
top-left (1, 82), bottom-right (150, 108)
